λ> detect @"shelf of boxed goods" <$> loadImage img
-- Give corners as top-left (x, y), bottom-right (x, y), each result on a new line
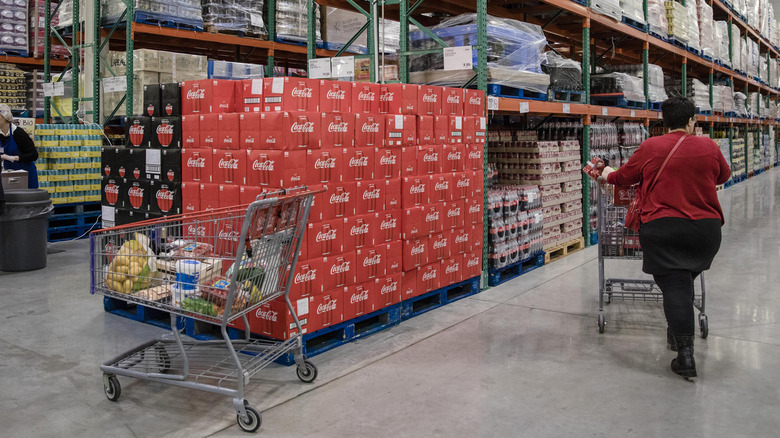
top-left (711, 0), bottom-right (780, 59)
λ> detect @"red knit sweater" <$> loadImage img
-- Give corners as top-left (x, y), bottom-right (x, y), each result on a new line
top-left (607, 131), bottom-right (731, 224)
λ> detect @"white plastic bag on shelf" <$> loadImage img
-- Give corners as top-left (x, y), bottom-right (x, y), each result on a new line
top-left (686, 0), bottom-right (700, 52)
top-left (697, 0), bottom-right (714, 59)
top-left (620, 0), bottom-right (645, 25)
top-left (714, 21), bottom-right (729, 65)
top-left (648, 0), bottom-right (668, 37)
top-left (666, 1), bottom-right (690, 43)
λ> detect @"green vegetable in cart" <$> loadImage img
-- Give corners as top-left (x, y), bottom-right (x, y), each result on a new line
top-left (181, 298), bottom-right (218, 317)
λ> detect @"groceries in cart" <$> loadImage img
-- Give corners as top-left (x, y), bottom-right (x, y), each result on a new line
top-left (583, 156), bottom-right (607, 181)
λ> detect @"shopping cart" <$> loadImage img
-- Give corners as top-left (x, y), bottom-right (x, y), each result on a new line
top-left (91, 187), bottom-right (321, 433)
top-left (596, 186), bottom-right (709, 338)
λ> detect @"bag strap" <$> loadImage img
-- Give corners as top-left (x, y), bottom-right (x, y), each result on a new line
top-left (645, 134), bottom-right (687, 195)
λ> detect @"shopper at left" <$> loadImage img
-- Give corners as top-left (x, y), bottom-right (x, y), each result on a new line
top-left (0, 103), bottom-right (39, 189)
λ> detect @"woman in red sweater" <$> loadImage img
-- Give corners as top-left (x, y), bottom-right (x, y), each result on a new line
top-left (601, 97), bottom-right (730, 379)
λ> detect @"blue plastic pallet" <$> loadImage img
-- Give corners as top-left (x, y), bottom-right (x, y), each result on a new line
top-left (696, 109), bottom-right (713, 116)
top-left (549, 89), bottom-right (584, 103)
top-left (649, 31), bottom-right (668, 42)
top-left (571, 0), bottom-right (587, 5)
top-left (104, 296), bottom-right (182, 331)
top-left (590, 95), bottom-right (647, 109)
top-left (488, 84), bottom-right (548, 101)
top-left (488, 252), bottom-right (545, 287)
top-left (668, 37), bottom-right (687, 50)
top-left (649, 101), bottom-right (662, 111)
top-left (621, 16), bottom-right (648, 32)
top-left (724, 111), bottom-right (738, 117)
top-left (101, 11), bottom-right (203, 31)
top-left (702, 54), bottom-right (713, 62)
top-left (276, 36), bottom-right (325, 49)
top-left (687, 46), bottom-right (701, 57)
top-left (0, 49), bottom-right (28, 57)
top-left (401, 276), bottom-right (481, 320)
top-left (724, 180), bottom-right (736, 188)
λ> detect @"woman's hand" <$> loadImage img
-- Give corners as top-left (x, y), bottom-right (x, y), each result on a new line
top-left (598, 166), bottom-right (615, 185)
top-left (0, 154), bottom-right (18, 162)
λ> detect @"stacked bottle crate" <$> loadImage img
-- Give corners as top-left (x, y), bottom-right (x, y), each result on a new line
top-left (486, 186), bottom-right (543, 271)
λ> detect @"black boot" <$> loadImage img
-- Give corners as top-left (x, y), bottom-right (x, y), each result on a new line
top-left (671, 335), bottom-right (697, 379)
top-left (667, 327), bottom-right (677, 351)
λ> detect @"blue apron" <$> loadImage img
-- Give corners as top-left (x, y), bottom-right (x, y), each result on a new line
top-left (2, 131), bottom-right (38, 189)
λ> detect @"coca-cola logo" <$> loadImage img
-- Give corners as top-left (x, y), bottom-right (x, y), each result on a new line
top-left (362, 123), bottom-right (380, 133)
top-left (328, 122), bottom-right (349, 133)
top-left (447, 95), bottom-right (461, 104)
top-left (317, 300), bottom-right (337, 314)
top-left (349, 156), bottom-right (368, 167)
top-left (380, 281), bottom-right (397, 294)
top-left (245, 137), bottom-right (255, 144)
top-left (468, 204), bottom-right (481, 213)
top-left (314, 157), bottom-right (337, 169)
top-left (266, 137), bottom-right (277, 144)
top-left (423, 153), bottom-right (438, 162)
top-left (104, 184), bottom-right (119, 195)
top-left (468, 150), bottom-right (481, 159)
top-left (362, 189), bottom-right (380, 200)
top-left (457, 179), bottom-right (470, 188)
top-left (350, 290), bottom-right (369, 304)
top-left (218, 158), bottom-right (239, 169)
top-left (165, 103), bottom-right (173, 115)
top-left (467, 257), bottom-right (479, 268)
top-left (167, 169), bottom-right (175, 181)
top-left (358, 91), bottom-right (375, 101)
top-left (186, 89), bottom-right (205, 100)
top-left (218, 230), bottom-right (240, 242)
top-left (448, 207), bottom-right (461, 217)
top-left (315, 229), bottom-right (338, 242)
top-left (379, 155), bottom-right (396, 165)
top-left (410, 245), bottom-right (425, 255)
top-left (448, 152), bottom-right (462, 161)
top-left (330, 262), bottom-right (351, 275)
top-left (350, 224), bottom-right (369, 235)
top-left (330, 192), bottom-right (350, 204)
top-left (425, 211), bottom-right (439, 222)
top-left (187, 225), bottom-right (206, 236)
top-left (380, 218), bottom-right (397, 229)
top-left (294, 269), bottom-right (317, 284)
top-left (291, 87), bottom-right (313, 98)
top-left (435, 181), bottom-right (449, 191)
top-left (409, 184), bottom-right (426, 194)
top-left (291, 121), bottom-right (315, 133)
top-left (469, 96), bottom-right (482, 105)
top-left (255, 308), bottom-right (278, 322)
top-left (455, 234), bottom-right (469, 244)
top-left (422, 270), bottom-right (438, 282)
top-left (362, 255), bottom-right (381, 267)
top-left (127, 186), bottom-right (144, 209)
top-left (129, 125), bottom-right (144, 136)
top-left (252, 160), bottom-right (275, 171)
top-left (433, 238), bottom-right (447, 250)
top-left (156, 190), bottom-right (174, 200)
top-left (422, 93), bottom-right (438, 103)
top-left (326, 89), bottom-right (346, 100)
top-left (380, 92), bottom-right (394, 102)
top-left (445, 263), bottom-right (460, 274)
top-left (156, 124), bottom-right (173, 135)
top-left (187, 157), bottom-right (206, 168)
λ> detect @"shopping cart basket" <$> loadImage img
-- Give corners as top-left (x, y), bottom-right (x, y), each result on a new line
top-left (91, 187), bottom-right (322, 432)
top-left (596, 186), bottom-right (709, 337)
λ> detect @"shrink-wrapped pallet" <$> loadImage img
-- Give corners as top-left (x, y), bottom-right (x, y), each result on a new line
top-left (666, 1), bottom-right (689, 43)
top-left (686, 0), bottom-right (700, 52)
top-left (714, 21), bottom-right (730, 66)
top-left (620, 0), bottom-right (645, 25)
top-left (697, 0), bottom-right (714, 59)
top-left (648, 0), bottom-right (668, 37)
top-left (731, 24), bottom-right (742, 71)
top-left (591, 0), bottom-right (622, 22)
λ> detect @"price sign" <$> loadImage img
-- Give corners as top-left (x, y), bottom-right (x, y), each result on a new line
top-left (487, 96), bottom-right (499, 111)
top-left (602, 107), bottom-right (608, 116)
top-left (630, 110), bottom-right (636, 117)
top-left (249, 13), bottom-right (264, 28)
top-left (102, 76), bottom-right (127, 93)
top-left (443, 46), bottom-right (473, 71)
top-left (308, 58), bottom-right (332, 79)
top-left (331, 56), bottom-right (355, 78)
top-left (519, 102), bottom-right (530, 114)
top-left (43, 82), bottom-right (65, 97)
top-left (562, 104), bottom-right (571, 114)
top-left (658, 112), bottom-right (663, 119)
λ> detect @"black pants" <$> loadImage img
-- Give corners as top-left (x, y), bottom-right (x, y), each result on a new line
top-left (653, 270), bottom-right (700, 336)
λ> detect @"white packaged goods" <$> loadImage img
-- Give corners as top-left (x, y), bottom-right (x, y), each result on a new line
top-left (733, 0), bottom-right (746, 18)
top-left (731, 24), bottom-right (741, 71)
top-left (666, 1), bottom-right (689, 43)
top-left (717, 85), bottom-right (735, 114)
top-left (648, 0), bottom-right (668, 36)
top-left (734, 91), bottom-right (748, 116)
top-left (277, 0), bottom-right (322, 43)
top-left (714, 21), bottom-right (729, 65)
top-left (688, 78), bottom-right (711, 112)
top-left (686, 0), bottom-right (700, 52)
top-left (609, 64), bottom-right (667, 102)
top-left (203, 0), bottom-right (266, 37)
top-left (592, 0), bottom-right (622, 21)
top-left (410, 14), bottom-right (549, 92)
top-left (101, 0), bottom-right (202, 26)
top-left (0, 0), bottom-right (28, 55)
top-left (620, 0), bottom-right (645, 25)
top-left (697, 0), bottom-right (714, 59)
top-left (207, 60), bottom-right (264, 80)
top-left (748, 0), bottom-right (759, 30)
top-left (323, 6), bottom-right (400, 54)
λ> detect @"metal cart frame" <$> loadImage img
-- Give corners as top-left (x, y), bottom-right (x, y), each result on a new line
top-left (596, 187), bottom-right (709, 338)
top-left (91, 188), bottom-right (321, 432)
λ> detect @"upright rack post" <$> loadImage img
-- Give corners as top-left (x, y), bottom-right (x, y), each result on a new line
top-left (125, 0), bottom-right (134, 118)
top-left (582, 17), bottom-right (591, 244)
top-left (307, 0), bottom-right (316, 60)
top-left (682, 58), bottom-right (687, 97)
top-left (93, 0), bottom-right (102, 124)
top-left (71, 0), bottom-right (80, 120)
top-left (267, 0), bottom-right (276, 77)
top-left (477, 0), bottom-right (488, 283)
top-left (643, 42), bottom-right (649, 110)
top-left (44, 0), bottom-right (51, 122)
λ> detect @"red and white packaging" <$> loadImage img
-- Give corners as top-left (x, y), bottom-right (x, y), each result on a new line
top-left (239, 112), bottom-right (261, 150)
top-left (401, 147), bottom-right (418, 177)
top-left (246, 150), bottom-right (306, 188)
top-left (101, 177), bottom-right (123, 208)
top-left (384, 240), bottom-right (402, 275)
top-left (239, 78), bottom-right (264, 112)
top-left (217, 113), bottom-right (240, 150)
top-left (377, 274), bottom-right (402, 308)
top-left (181, 181), bottom-right (199, 214)
top-left (444, 200), bottom-right (466, 230)
top-left (239, 186), bottom-right (265, 205)
top-left (308, 218), bottom-right (344, 259)
top-left (443, 144), bottom-right (466, 173)
top-left (463, 252), bottom-right (482, 280)
top-left (149, 180), bottom-right (181, 215)
top-left (212, 149), bottom-right (246, 185)
top-left (229, 299), bottom-right (303, 341)
top-left (214, 216), bottom-right (243, 255)
top-left (343, 281), bottom-right (376, 321)
top-left (385, 178), bottom-right (402, 210)
top-left (126, 116), bottom-right (151, 148)
top-left (182, 148), bottom-right (212, 182)
top-left (344, 213), bottom-right (376, 250)
top-left (288, 258), bottom-right (325, 301)
top-left (200, 183), bottom-right (221, 210)
top-left (263, 77), bottom-right (320, 112)
top-left (464, 89), bottom-right (485, 116)
top-left (402, 236), bottom-right (429, 272)
top-left (442, 87), bottom-right (464, 116)
top-left (218, 184), bottom-right (240, 208)
top-left (433, 115), bottom-right (449, 144)
top-left (429, 232), bottom-right (451, 262)
top-left (308, 290), bottom-right (343, 332)
top-left (258, 112), bottom-right (289, 150)
top-left (451, 227), bottom-right (471, 255)
top-left (431, 173), bottom-right (452, 203)
top-left (452, 172), bottom-right (472, 200)
top-left (422, 203), bottom-right (444, 237)
top-left (418, 85), bottom-right (442, 116)
top-left (354, 114), bottom-right (385, 148)
top-left (286, 111), bottom-right (321, 149)
top-left (181, 79), bottom-right (236, 115)
top-left (355, 245), bottom-right (387, 284)
top-left (320, 80), bottom-right (353, 113)
top-left (151, 116), bottom-right (181, 149)
top-left (385, 115), bottom-right (417, 148)
top-left (379, 83), bottom-right (417, 115)
top-left (323, 182), bottom-right (357, 220)
top-left (465, 144), bottom-right (483, 171)
top-left (199, 114), bottom-right (218, 149)
top-left (343, 147), bottom-right (375, 181)
top-left (375, 210), bottom-right (401, 243)
top-left (307, 148), bottom-right (343, 185)
top-left (352, 82), bottom-right (380, 114)
top-left (417, 145), bottom-right (443, 175)
top-left (440, 257), bottom-right (462, 287)
top-left (469, 224), bottom-right (483, 255)
top-left (322, 112), bottom-right (355, 148)
top-left (355, 180), bottom-right (385, 215)
top-left (401, 270), bottom-right (417, 300)
top-left (448, 116), bottom-right (464, 144)
top-left (375, 147), bottom-right (401, 179)
top-left (464, 116), bottom-right (487, 144)
top-left (402, 206), bottom-right (424, 240)
top-left (417, 262), bottom-right (440, 294)
top-left (181, 114), bottom-right (199, 148)
top-left (125, 180), bottom-right (150, 212)
top-left (401, 176), bottom-right (431, 209)
top-left (323, 253), bottom-right (357, 291)
top-left (470, 170), bottom-right (484, 201)
top-left (416, 116), bottom-right (434, 145)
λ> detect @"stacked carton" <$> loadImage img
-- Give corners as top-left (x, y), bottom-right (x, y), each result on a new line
top-left (35, 124), bottom-right (103, 204)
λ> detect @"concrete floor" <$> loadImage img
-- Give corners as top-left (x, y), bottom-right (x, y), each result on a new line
top-left (1, 168), bottom-right (778, 438)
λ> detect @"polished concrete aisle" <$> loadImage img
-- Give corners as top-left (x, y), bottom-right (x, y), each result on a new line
top-left (1, 168), bottom-right (778, 438)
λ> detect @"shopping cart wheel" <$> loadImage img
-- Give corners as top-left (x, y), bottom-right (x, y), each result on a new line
top-left (296, 360), bottom-right (318, 383)
top-left (598, 314), bottom-right (606, 334)
top-left (103, 374), bottom-right (121, 402)
top-left (236, 403), bottom-right (261, 433)
top-left (699, 314), bottom-right (709, 339)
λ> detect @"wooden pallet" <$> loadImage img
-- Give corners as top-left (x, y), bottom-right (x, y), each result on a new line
top-left (544, 237), bottom-right (585, 264)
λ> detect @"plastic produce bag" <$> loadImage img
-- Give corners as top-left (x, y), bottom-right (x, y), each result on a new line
top-left (648, 0), bottom-right (668, 37)
top-left (697, 0), bottom-right (714, 59)
top-left (541, 51), bottom-right (582, 91)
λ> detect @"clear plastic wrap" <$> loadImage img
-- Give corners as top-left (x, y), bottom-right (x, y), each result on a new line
top-left (648, 0), bottom-right (668, 36)
top-left (203, 0), bottom-right (267, 37)
top-left (541, 51), bottom-right (582, 91)
top-left (591, 73), bottom-right (645, 102)
top-left (731, 24), bottom-right (742, 71)
top-left (207, 60), bottom-right (264, 79)
top-left (409, 14), bottom-right (550, 92)
top-left (733, 91), bottom-right (748, 116)
top-left (748, 0), bottom-right (759, 30)
top-left (666, 1), bottom-right (690, 43)
top-left (686, 0), bottom-right (700, 52)
top-left (741, 39), bottom-right (749, 74)
top-left (697, 0), bottom-right (714, 59)
top-left (717, 85), bottom-right (734, 113)
top-left (747, 92), bottom-right (759, 116)
top-left (620, 0), bottom-right (645, 25)
top-left (715, 21), bottom-right (730, 65)
top-left (591, 0), bottom-right (622, 22)
top-left (688, 78), bottom-right (711, 112)
top-left (734, 0), bottom-right (746, 18)
top-left (276, 0), bottom-right (322, 43)
top-left (101, 0), bottom-right (203, 26)
top-left (760, 56), bottom-right (768, 83)
top-left (0, 0), bottom-right (28, 54)
top-left (323, 6), bottom-right (400, 54)
top-left (609, 64), bottom-right (667, 102)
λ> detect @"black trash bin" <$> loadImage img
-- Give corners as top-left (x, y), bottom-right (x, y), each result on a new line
top-left (0, 189), bottom-right (53, 272)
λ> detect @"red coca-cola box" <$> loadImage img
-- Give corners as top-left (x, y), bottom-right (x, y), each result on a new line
top-left (322, 182), bottom-right (356, 220)
top-left (247, 150), bottom-right (307, 188)
top-left (124, 179), bottom-right (150, 212)
top-left (101, 177), bottom-right (124, 208)
top-left (430, 173), bottom-right (452, 203)
top-left (417, 145), bottom-right (444, 175)
top-left (101, 147), bottom-right (121, 178)
top-left (401, 175), bottom-right (431, 209)
top-left (228, 299), bottom-right (302, 341)
top-left (466, 144), bottom-right (483, 171)
top-left (355, 180), bottom-right (385, 215)
top-left (118, 148), bottom-right (145, 181)
top-left (429, 232), bottom-right (451, 262)
top-left (149, 180), bottom-right (182, 215)
top-left (239, 186), bottom-right (265, 205)
top-left (344, 213), bottom-right (376, 250)
top-left (160, 82), bottom-right (181, 117)
top-left (452, 172), bottom-right (472, 200)
top-left (401, 270), bottom-right (416, 300)
top-left (385, 114), bottom-right (417, 148)
top-left (440, 257), bottom-right (462, 287)
top-left (308, 218), bottom-right (344, 259)
top-left (200, 182), bottom-right (221, 210)
top-left (213, 216), bottom-right (243, 260)
top-left (451, 227), bottom-right (471, 255)
top-left (218, 184), bottom-right (241, 208)
top-left (470, 170), bottom-right (484, 201)
top-left (352, 82), bottom-right (380, 114)
top-left (145, 148), bottom-right (181, 182)
top-left (150, 117), bottom-right (181, 149)
top-left (263, 77), bottom-right (320, 112)
top-left (386, 178), bottom-right (401, 210)
top-left (181, 182), bottom-right (200, 214)
top-left (375, 210), bottom-right (401, 243)
top-left (288, 257), bottom-right (325, 301)
top-left (423, 203), bottom-right (445, 236)
top-left (418, 85), bottom-right (442, 116)
top-left (181, 79), bottom-right (236, 115)
top-left (375, 147), bottom-right (401, 179)
top-left (217, 113), bottom-right (240, 150)
top-left (463, 252), bottom-right (481, 280)
top-left (377, 274), bottom-right (402, 308)
top-left (212, 149), bottom-right (246, 185)
top-left (321, 80), bottom-right (353, 113)
top-left (239, 78), bottom-right (264, 113)
top-left (308, 290), bottom-right (343, 333)
top-left (417, 116), bottom-right (434, 145)
top-left (442, 87), bottom-right (464, 116)
top-left (469, 224), bottom-right (483, 254)
top-left (385, 240), bottom-right (402, 275)
top-left (463, 89), bottom-right (485, 116)
top-left (307, 148), bottom-right (343, 185)
top-left (444, 200), bottom-right (466, 230)
top-left (181, 115), bottom-right (199, 149)
top-left (257, 112), bottom-right (289, 150)
top-left (464, 116), bottom-right (487, 144)
top-left (417, 262), bottom-right (440, 295)
top-left (354, 113), bottom-right (385, 148)
top-left (433, 115), bottom-right (449, 144)
top-left (343, 281), bottom-right (376, 321)
top-left (443, 144), bottom-right (466, 173)
top-left (379, 83), bottom-right (417, 115)
top-left (401, 147), bottom-right (418, 177)
top-left (199, 114), bottom-right (218, 150)
top-left (403, 206), bottom-right (425, 240)
top-left (286, 111), bottom-right (321, 150)
top-left (239, 112), bottom-right (261, 150)
top-left (143, 84), bottom-right (161, 117)
top-left (323, 253), bottom-right (357, 291)
top-left (321, 112), bottom-right (354, 148)
top-left (356, 245), bottom-right (387, 284)
top-left (448, 116), bottom-right (464, 144)
top-left (182, 148), bottom-right (211, 183)
top-left (466, 198), bottom-right (483, 226)
top-left (402, 236), bottom-right (429, 272)
top-left (343, 147), bottom-right (375, 181)
top-left (126, 116), bottom-right (151, 148)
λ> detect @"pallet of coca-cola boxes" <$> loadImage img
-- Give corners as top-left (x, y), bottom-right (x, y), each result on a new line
top-left (101, 82), bottom-right (184, 226)
top-left (176, 77), bottom-right (486, 340)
